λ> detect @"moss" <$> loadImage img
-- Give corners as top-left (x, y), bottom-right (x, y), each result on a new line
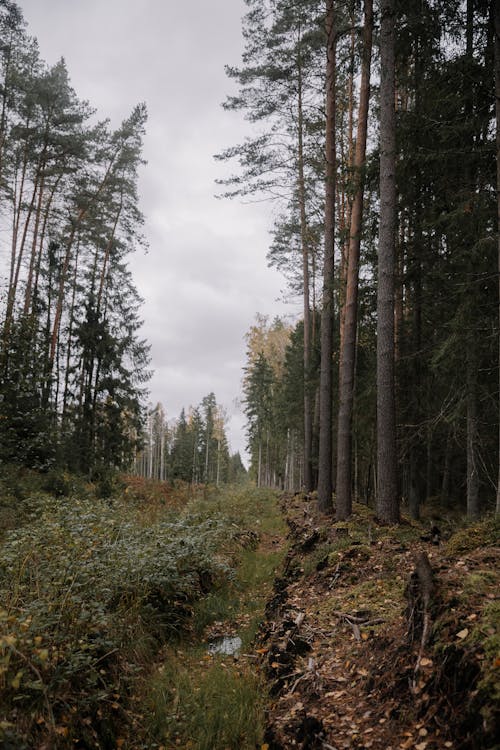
top-left (317, 574), bottom-right (405, 629)
top-left (471, 599), bottom-right (500, 711)
top-left (301, 541), bottom-right (336, 576)
top-left (446, 515), bottom-right (500, 555)
top-left (461, 570), bottom-right (497, 599)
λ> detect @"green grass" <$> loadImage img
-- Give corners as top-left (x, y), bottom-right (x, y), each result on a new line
top-left (138, 484), bottom-right (287, 749)
top-left (146, 650), bottom-right (266, 750)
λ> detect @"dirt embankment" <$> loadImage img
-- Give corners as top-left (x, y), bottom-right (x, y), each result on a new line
top-left (257, 494), bottom-right (499, 750)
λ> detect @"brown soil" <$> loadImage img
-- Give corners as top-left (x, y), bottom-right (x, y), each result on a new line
top-left (256, 494), bottom-right (499, 750)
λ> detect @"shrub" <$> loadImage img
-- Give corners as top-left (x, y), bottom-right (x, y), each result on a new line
top-left (0, 494), bottom-right (231, 747)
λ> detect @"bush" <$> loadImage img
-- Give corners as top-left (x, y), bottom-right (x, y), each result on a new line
top-left (0, 494), bottom-right (231, 747)
top-left (41, 469), bottom-right (73, 497)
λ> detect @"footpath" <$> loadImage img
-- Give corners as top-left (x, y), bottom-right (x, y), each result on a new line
top-left (256, 493), bottom-right (499, 750)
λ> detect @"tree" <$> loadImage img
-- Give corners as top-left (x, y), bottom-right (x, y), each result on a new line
top-left (243, 351), bottom-right (276, 486)
top-left (336, 0), bottom-right (373, 520)
top-left (317, 0), bottom-right (336, 514)
top-left (218, 0), bottom-right (324, 493)
top-left (170, 408), bottom-right (193, 482)
top-left (496, 0), bottom-right (500, 516)
top-left (224, 0), bottom-right (497, 519)
top-left (376, 0), bottom-right (399, 523)
top-left (0, 5), bottom-right (150, 476)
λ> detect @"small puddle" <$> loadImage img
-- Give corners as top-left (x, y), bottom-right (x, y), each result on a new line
top-left (207, 635), bottom-right (242, 656)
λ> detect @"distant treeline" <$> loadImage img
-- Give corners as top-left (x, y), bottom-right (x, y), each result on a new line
top-left (134, 394), bottom-right (247, 485)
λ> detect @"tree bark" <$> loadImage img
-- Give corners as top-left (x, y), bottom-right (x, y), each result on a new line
top-left (23, 169), bottom-right (45, 315)
top-left (2, 166), bottom-right (39, 348)
top-left (297, 49), bottom-right (313, 493)
top-left (464, 0), bottom-right (480, 519)
top-left (466, 345), bottom-right (480, 518)
top-left (376, 0), bottom-right (399, 523)
top-left (336, 0), bottom-right (373, 520)
top-left (495, 0), bottom-right (500, 515)
top-left (48, 153), bottom-right (116, 378)
top-left (32, 174), bottom-right (64, 314)
top-left (317, 0), bottom-right (336, 513)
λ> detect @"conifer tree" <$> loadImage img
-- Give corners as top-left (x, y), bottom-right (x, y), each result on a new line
top-left (317, 0), bottom-right (336, 514)
top-left (0, 3), bottom-right (151, 475)
top-left (335, 0), bottom-right (373, 520)
top-left (218, 0), bottom-right (324, 492)
top-left (376, 0), bottom-right (399, 523)
top-left (496, 0), bottom-right (500, 516)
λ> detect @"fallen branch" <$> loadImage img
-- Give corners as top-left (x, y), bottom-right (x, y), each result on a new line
top-left (332, 611), bottom-right (385, 639)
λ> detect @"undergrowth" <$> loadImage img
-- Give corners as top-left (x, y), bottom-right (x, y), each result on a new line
top-left (0, 478), bottom-right (285, 748)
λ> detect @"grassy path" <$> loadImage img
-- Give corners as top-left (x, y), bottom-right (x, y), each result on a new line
top-left (133, 484), bottom-right (287, 750)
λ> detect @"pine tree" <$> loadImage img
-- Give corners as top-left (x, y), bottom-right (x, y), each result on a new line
top-left (336, 0), bottom-right (373, 520)
top-left (495, 0), bottom-right (500, 516)
top-left (317, 0), bottom-right (336, 514)
top-left (376, 0), bottom-right (399, 523)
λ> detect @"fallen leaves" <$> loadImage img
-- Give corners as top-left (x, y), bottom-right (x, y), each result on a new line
top-left (258, 492), bottom-right (499, 750)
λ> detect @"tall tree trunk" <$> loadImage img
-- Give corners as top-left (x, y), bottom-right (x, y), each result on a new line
top-left (376, 0), bottom-right (399, 523)
top-left (7, 139), bottom-right (29, 293)
top-left (318, 0), bottom-right (336, 513)
top-left (48, 152), bottom-right (117, 379)
top-left (23, 169), bottom-right (45, 315)
top-left (0, 31), bottom-right (13, 199)
top-left (96, 192), bottom-right (123, 315)
top-left (464, 0), bottom-right (480, 518)
top-left (338, 19), bottom-right (356, 354)
top-left (32, 174), bottom-right (64, 314)
top-left (336, 0), bottom-right (373, 520)
top-left (394, 220), bottom-right (405, 363)
top-left (495, 0), bottom-right (500, 515)
top-left (62, 239), bottom-right (81, 427)
top-left (297, 54), bottom-right (313, 493)
top-left (466, 346), bottom-right (480, 518)
top-left (2, 168), bottom-right (40, 348)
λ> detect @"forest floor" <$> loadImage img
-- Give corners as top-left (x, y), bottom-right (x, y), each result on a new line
top-left (0, 473), bottom-right (498, 749)
top-left (255, 493), bottom-right (499, 750)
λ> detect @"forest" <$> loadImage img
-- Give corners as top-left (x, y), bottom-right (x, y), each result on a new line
top-left (1, 0), bottom-right (498, 523)
top-left (0, 1), bottom-right (150, 478)
top-left (223, 0), bottom-right (500, 526)
top-left (0, 0), bottom-right (499, 749)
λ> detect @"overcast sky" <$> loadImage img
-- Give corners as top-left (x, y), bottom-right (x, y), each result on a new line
top-left (16, 0), bottom-right (301, 460)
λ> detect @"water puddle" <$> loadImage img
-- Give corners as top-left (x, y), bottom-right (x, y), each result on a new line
top-left (207, 635), bottom-right (242, 656)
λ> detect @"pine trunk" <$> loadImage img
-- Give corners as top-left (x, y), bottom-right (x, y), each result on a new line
top-left (23, 169), bottom-right (45, 315)
top-left (317, 0), bottom-right (336, 514)
top-left (3, 168), bottom-right (40, 347)
top-left (49, 153), bottom-right (116, 376)
top-left (466, 345), bottom-right (480, 518)
top-left (336, 0), bottom-right (373, 520)
top-left (297, 55), bottom-right (313, 493)
top-left (495, 0), bottom-right (500, 515)
top-left (376, 0), bottom-right (399, 523)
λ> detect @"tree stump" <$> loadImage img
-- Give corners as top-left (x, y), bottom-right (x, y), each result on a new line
top-left (405, 551), bottom-right (435, 682)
